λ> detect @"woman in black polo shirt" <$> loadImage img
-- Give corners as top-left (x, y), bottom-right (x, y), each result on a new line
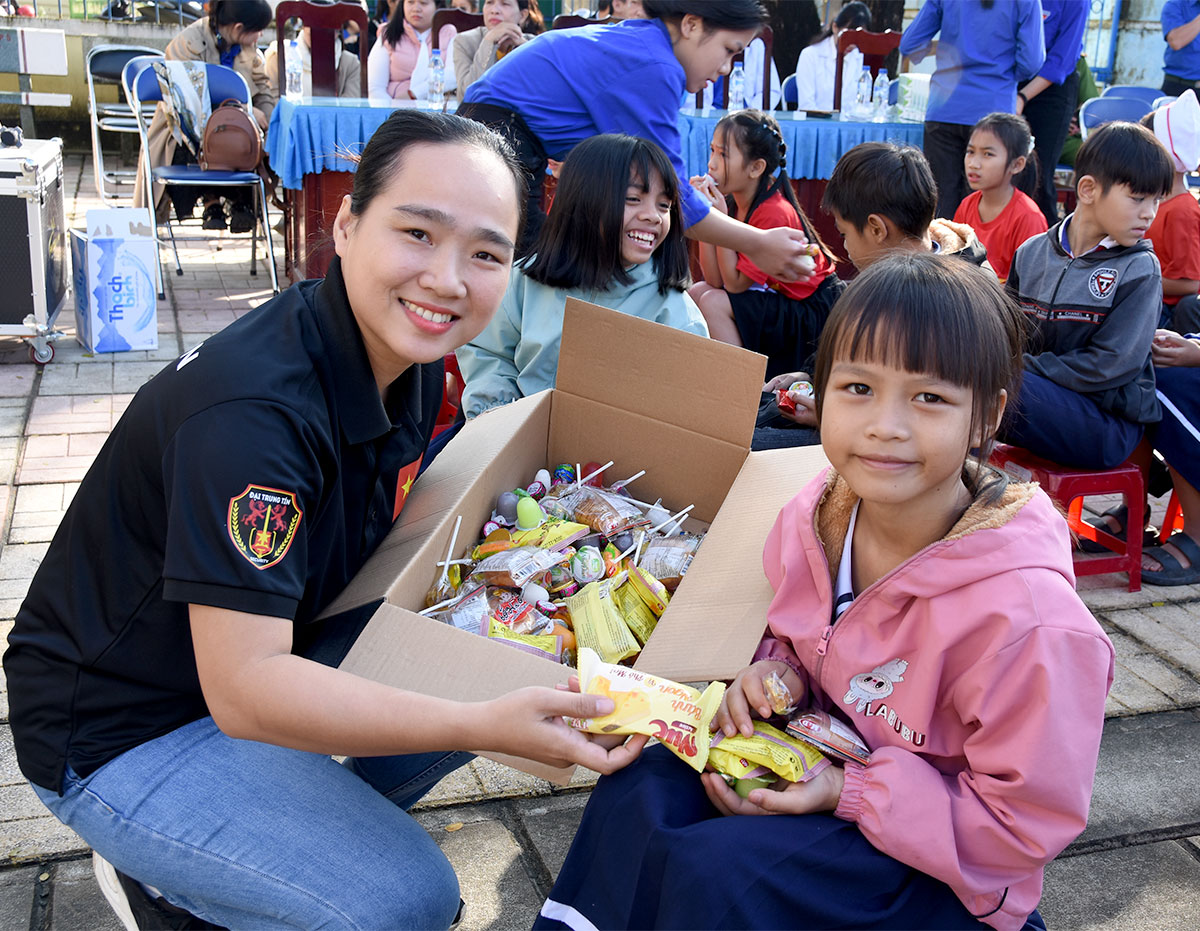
top-left (3, 110), bottom-right (643, 930)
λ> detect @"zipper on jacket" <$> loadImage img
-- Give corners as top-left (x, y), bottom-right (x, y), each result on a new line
top-left (814, 623), bottom-right (834, 683)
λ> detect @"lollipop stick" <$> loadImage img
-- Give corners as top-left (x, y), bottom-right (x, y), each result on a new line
top-left (613, 469), bottom-right (646, 490)
top-left (576, 459), bottom-right (614, 489)
top-left (438, 515), bottom-right (463, 587)
top-left (648, 504), bottom-right (694, 536)
top-left (614, 528), bottom-right (643, 563)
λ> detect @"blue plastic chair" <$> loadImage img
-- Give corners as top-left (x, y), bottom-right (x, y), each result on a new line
top-left (1100, 84), bottom-right (1163, 108)
top-left (781, 72), bottom-right (797, 110)
top-left (127, 60), bottom-right (279, 296)
top-left (87, 44), bottom-right (162, 204)
top-left (1078, 95), bottom-right (1153, 140)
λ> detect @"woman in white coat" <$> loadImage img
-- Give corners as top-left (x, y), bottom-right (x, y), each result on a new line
top-left (793, 1), bottom-right (870, 111)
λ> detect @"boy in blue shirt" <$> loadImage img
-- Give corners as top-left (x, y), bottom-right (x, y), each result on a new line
top-left (1001, 122), bottom-right (1175, 469)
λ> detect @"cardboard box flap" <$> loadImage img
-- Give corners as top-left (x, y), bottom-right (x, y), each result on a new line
top-left (633, 446), bottom-right (830, 682)
top-left (555, 299), bottom-right (766, 449)
top-left (339, 601), bottom-right (574, 783)
top-left (320, 392), bottom-right (552, 617)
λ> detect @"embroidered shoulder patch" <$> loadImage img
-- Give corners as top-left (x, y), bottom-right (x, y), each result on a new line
top-left (227, 484), bottom-right (303, 570)
top-left (1088, 267), bottom-right (1118, 300)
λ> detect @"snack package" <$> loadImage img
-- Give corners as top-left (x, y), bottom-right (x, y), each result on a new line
top-left (562, 486), bottom-right (650, 537)
top-left (613, 579), bottom-right (659, 645)
top-left (427, 583), bottom-right (490, 632)
top-left (638, 533), bottom-right (701, 590)
top-left (572, 647), bottom-right (725, 772)
top-left (470, 546), bottom-right (568, 589)
top-left (485, 617), bottom-right (562, 662)
top-left (708, 721), bottom-right (831, 784)
top-left (785, 710), bottom-right (872, 766)
top-left (486, 587), bottom-right (552, 636)
top-left (510, 520), bottom-right (589, 551)
top-left (762, 670), bottom-right (797, 716)
top-left (566, 579), bottom-right (640, 664)
top-left (627, 566), bottom-right (670, 616)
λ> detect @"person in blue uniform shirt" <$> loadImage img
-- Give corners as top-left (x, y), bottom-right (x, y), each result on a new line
top-left (1163, 0), bottom-right (1200, 97)
top-left (3, 110), bottom-right (644, 931)
top-left (458, 0), bottom-right (813, 283)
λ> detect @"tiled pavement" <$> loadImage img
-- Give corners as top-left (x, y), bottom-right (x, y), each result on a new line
top-left (0, 155), bottom-right (1198, 929)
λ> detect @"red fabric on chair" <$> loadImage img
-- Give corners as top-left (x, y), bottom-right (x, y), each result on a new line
top-left (832, 28), bottom-right (902, 113)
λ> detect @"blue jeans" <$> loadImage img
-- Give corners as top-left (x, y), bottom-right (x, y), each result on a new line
top-left (33, 717), bottom-right (472, 930)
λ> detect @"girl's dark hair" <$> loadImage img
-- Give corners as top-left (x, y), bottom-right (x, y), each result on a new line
top-left (971, 112), bottom-right (1039, 198)
top-left (523, 134), bottom-right (689, 295)
top-left (349, 109), bottom-right (526, 234)
top-left (641, 0), bottom-right (767, 30)
top-left (812, 252), bottom-right (1024, 492)
top-left (518, 0), bottom-right (545, 35)
top-left (210, 0), bottom-right (273, 33)
top-left (385, 0), bottom-right (447, 47)
top-left (1074, 121), bottom-right (1175, 197)
top-left (813, 1), bottom-right (871, 44)
top-left (715, 109), bottom-right (835, 265)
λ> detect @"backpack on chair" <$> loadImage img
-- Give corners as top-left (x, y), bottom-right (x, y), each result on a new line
top-left (200, 99), bottom-right (263, 171)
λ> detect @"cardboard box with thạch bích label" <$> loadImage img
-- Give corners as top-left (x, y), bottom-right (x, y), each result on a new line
top-left (330, 299), bottom-right (830, 782)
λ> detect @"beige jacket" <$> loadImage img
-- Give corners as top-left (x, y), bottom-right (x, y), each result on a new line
top-left (452, 24), bottom-right (537, 95)
top-left (135, 18), bottom-right (275, 217)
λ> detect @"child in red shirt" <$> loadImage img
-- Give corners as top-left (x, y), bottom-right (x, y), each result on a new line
top-left (954, 112), bottom-right (1047, 282)
top-left (1142, 90), bottom-right (1200, 333)
top-left (689, 110), bottom-right (843, 379)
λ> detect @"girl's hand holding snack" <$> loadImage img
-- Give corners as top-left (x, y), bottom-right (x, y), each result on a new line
top-left (689, 173), bottom-right (727, 212)
top-left (700, 762), bottom-right (844, 817)
top-left (763, 371), bottom-right (818, 427)
top-left (1152, 328), bottom-right (1200, 367)
top-left (716, 660), bottom-right (805, 738)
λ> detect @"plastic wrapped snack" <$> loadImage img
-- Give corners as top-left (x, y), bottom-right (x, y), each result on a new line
top-left (627, 566), bottom-right (670, 616)
top-left (485, 617), bottom-right (562, 662)
top-left (567, 579), bottom-right (639, 664)
top-left (510, 520), bottom-right (589, 551)
top-left (708, 721), bottom-right (830, 785)
top-left (572, 648), bottom-right (725, 772)
top-left (639, 533), bottom-right (702, 590)
top-left (613, 579), bottom-right (658, 645)
top-left (762, 670), bottom-right (797, 716)
top-left (486, 587), bottom-right (552, 636)
top-left (469, 546), bottom-right (568, 589)
top-left (562, 486), bottom-right (650, 537)
top-left (427, 583), bottom-right (490, 632)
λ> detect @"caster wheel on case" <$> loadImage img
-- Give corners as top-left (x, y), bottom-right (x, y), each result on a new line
top-left (29, 342), bottom-right (54, 366)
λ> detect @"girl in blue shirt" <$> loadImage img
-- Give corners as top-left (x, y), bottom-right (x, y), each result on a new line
top-left (458, 0), bottom-right (813, 284)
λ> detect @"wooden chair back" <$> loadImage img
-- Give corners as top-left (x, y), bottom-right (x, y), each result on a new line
top-left (276, 1), bottom-right (370, 98)
top-left (694, 25), bottom-right (774, 110)
top-left (832, 28), bottom-right (901, 112)
top-left (432, 8), bottom-right (484, 49)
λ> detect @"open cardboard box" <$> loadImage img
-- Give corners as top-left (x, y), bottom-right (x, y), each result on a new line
top-left (330, 299), bottom-right (829, 782)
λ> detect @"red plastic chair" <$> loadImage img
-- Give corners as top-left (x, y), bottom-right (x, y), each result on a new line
top-left (990, 444), bottom-right (1144, 591)
top-left (1159, 490), bottom-right (1185, 543)
top-left (433, 352), bottom-right (463, 439)
top-left (833, 28), bottom-right (902, 113)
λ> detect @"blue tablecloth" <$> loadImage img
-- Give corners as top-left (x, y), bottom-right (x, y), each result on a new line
top-left (267, 97), bottom-right (926, 191)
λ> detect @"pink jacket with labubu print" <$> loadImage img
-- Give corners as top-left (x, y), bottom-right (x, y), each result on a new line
top-left (753, 468), bottom-right (1114, 931)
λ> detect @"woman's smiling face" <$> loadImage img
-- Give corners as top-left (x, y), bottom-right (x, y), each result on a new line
top-left (334, 142), bottom-right (520, 391)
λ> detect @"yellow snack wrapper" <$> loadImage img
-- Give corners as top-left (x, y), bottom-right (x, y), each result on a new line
top-left (573, 647), bottom-right (725, 772)
top-left (708, 721), bottom-right (831, 784)
top-left (510, 520), bottom-right (589, 550)
top-left (566, 579), bottom-right (639, 664)
top-left (628, 566), bottom-right (670, 616)
top-left (486, 617), bottom-right (562, 662)
top-left (613, 580), bottom-right (659, 645)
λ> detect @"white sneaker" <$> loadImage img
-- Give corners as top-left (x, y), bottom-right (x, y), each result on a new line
top-left (92, 852), bottom-right (139, 931)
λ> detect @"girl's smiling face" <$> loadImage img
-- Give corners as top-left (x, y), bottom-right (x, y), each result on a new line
top-left (620, 167), bottom-right (672, 266)
top-left (333, 142), bottom-right (519, 392)
top-left (819, 351), bottom-right (980, 524)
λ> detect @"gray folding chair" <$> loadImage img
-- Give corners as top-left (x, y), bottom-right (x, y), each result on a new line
top-left (87, 44), bottom-right (162, 204)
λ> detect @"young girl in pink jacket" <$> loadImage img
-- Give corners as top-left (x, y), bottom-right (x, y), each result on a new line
top-left (536, 252), bottom-right (1115, 931)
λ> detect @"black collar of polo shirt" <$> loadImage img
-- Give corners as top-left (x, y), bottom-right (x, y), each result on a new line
top-left (313, 256), bottom-right (427, 445)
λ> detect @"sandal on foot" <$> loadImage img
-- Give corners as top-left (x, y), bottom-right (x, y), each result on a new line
top-left (1142, 531), bottom-right (1200, 586)
top-left (1079, 504), bottom-right (1156, 554)
top-left (201, 202), bottom-right (227, 231)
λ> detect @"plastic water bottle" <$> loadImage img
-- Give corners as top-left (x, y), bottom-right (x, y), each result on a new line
top-left (854, 65), bottom-right (873, 121)
top-left (429, 49), bottom-right (445, 108)
top-left (285, 39), bottom-right (303, 101)
top-left (840, 45), bottom-right (863, 113)
top-left (872, 70), bottom-right (890, 121)
top-left (728, 61), bottom-right (745, 111)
